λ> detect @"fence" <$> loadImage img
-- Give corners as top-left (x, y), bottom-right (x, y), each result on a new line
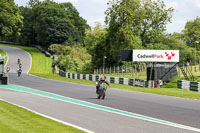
top-left (177, 80), bottom-right (200, 92)
top-left (94, 64), bottom-right (146, 75)
top-left (59, 70), bottom-right (148, 88)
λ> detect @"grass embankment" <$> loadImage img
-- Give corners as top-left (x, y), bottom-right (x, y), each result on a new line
top-left (0, 44), bottom-right (52, 74)
top-left (0, 100), bottom-right (85, 133)
top-left (34, 73), bottom-right (200, 100)
top-left (0, 44), bottom-right (83, 133)
top-left (1, 43), bottom-right (200, 100)
top-left (0, 48), bottom-right (8, 64)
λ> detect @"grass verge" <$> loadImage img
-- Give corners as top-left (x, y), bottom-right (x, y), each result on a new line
top-left (0, 44), bottom-right (52, 74)
top-left (0, 100), bottom-right (85, 133)
top-left (34, 73), bottom-right (200, 100)
top-left (0, 48), bottom-right (8, 64)
top-left (1, 43), bottom-right (200, 100)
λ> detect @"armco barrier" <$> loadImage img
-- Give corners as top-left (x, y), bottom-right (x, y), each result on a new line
top-left (59, 70), bottom-right (148, 88)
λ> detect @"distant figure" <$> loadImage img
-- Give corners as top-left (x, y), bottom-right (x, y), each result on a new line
top-left (17, 58), bottom-right (20, 64)
top-left (17, 68), bottom-right (22, 77)
top-left (19, 63), bottom-right (22, 69)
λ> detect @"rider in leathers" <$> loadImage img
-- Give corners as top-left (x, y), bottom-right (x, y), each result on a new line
top-left (96, 76), bottom-right (109, 93)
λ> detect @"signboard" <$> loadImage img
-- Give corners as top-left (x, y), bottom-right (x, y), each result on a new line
top-left (133, 50), bottom-right (179, 62)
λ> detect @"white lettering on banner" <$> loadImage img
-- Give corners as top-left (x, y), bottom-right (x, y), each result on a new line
top-left (133, 50), bottom-right (179, 62)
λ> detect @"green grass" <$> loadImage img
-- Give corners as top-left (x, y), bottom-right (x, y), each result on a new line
top-left (0, 48), bottom-right (8, 64)
top-left (0, 44), bottom-right (52, 74)
top-left (34, 73), bottom-right (200, 100)
top-left (105, 71), bottom-right (146, 80)
top-left (0, 44), bottom-right (84, 133)
top-left (1, 43), bottom-right (200, 100)
top-left (0, 100), bottom-right (85, 133)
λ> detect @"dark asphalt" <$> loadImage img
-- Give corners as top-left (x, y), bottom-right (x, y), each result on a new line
top-left (0, 45), bottom-right (200, 133)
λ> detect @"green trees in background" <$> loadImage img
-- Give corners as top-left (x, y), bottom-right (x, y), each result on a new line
top-left (20, 0), bottom-right (89, 48)
top-left (183, 17), bottom-right (200, 48)
top-left (48, 44), bottom-right (92, 73)
top-left (1, 0), bottom-right (200, 73)
top-left (0, 0), bottom-right (23, 41)
top-left (92, 0), bottom-right (174, 66)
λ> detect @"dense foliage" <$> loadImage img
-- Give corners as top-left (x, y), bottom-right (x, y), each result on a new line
top-left (48, 44), bottom-right (92, 73)
top-left (19, 0), bottom-right (89, 48)
top-left (1, 0), bottom-right (200, 73)
top-left (0, 0), bottom-right (23, 41)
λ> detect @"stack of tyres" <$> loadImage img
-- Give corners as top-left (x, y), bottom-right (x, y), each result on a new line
top-left (190, 81), bottom-right (198, 92)
top-left (96, 75), bottom-right (99, 81)
top-left (119, 78), bottom-right (124, 84)
top-left (72, 73), bottom-right (75, 79)
top-left (198, 82), bottom-right (200, 92)
top-left (177, 80), bottom-right (182, 88)
top-left (182, 80), bottom-right (190, 91)
top-left (110, 77), bottom-right (115, 83)
top-left (89, 74), bottom-right (93, 81)
top-left (129, 79), bottom-right (134, 86)
top-left (77, 74), bottom-right (80, 79)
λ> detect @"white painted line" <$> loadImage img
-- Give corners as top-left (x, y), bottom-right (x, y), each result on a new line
top-left (3, 85), bottom-right (200, 133)
top-left (0, 98), bottom-right (94, 133)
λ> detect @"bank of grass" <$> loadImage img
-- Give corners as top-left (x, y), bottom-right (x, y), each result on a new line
top-left (0, 100), bottom-right (85, 133)
top-left (0, 44), bottom-right (52, 74)
top-left (0, 44), bottom-right (83, 133)
top-left (0, 48), bottom-right (8, 64)
top-left (34, 73), bottom-right (200, 100)
top-left (1, 43), bottom-right (200, 100)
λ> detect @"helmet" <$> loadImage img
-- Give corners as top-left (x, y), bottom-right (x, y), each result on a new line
top-left (100, 76), bottom-right (105, 81)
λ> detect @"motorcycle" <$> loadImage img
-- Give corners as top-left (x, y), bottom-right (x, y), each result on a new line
top-left (97, 82), bottom-right (107, 99)
top-left (17, 58), bottom-right (20, 64)
top-left (17, 69), bottom-right (22, 77)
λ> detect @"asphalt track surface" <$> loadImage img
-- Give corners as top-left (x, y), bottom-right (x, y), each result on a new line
top-left (0, 45), bottom-right (200, 133)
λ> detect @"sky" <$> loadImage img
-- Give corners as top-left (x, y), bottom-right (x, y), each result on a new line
top-left (14, 0), bottom-right (200, 33)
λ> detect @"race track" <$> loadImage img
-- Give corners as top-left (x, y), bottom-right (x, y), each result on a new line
top-left (0, 45), bottom-right (200, 133)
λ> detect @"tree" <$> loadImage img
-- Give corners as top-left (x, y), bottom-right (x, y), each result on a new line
top-left (20, 0), bottom-right (89, 48)
top-left (139, 0), bottom-right (174, 47)
top-left (48, 44), bottom-right (92, 73)
top-left (105, 0), bottom-right (174, 65)
top-left (60, 3), bottom-right (89, 45)
top-left (0, 0), bottom-right (23, 41)
top-left (183, 17), bottom-right (200, 49)
top-left (84, 22), bottom-right (107, 54)
top-left (105, 0), bottom-right (143, 65)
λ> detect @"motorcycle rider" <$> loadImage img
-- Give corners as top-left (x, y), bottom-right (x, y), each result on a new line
top-left (17, 68), bottom-right (22, 77)
top-left (17, 58), bottom-right (20, 64)
top-left (96, 76), bottom-right (109, 93)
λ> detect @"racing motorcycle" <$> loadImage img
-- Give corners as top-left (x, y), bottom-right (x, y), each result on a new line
top-left (97, 82), bottom-right (107, 99)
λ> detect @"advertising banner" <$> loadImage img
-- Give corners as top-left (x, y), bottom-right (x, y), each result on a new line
top-left (133, 50), bottom-right (179, 62)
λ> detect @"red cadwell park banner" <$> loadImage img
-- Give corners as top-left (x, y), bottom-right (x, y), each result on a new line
top-left (132, 50), bottom-right (179, 62)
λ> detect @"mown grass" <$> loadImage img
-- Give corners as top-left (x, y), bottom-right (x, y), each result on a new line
top-left (34, 73), bottom-right (200, 100)
top-left (0, 44), bottom-right (52, 74)
top-left (1, 43), bottom-right (200, 100)
top-left (0, 48), bottom-right (8, 64)
top-left (0, 100), bottom-right (85, 133)
top-left (105, 71), bottom-right (146, 80)
top-left (0, 44), bottom-right (84, 133)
